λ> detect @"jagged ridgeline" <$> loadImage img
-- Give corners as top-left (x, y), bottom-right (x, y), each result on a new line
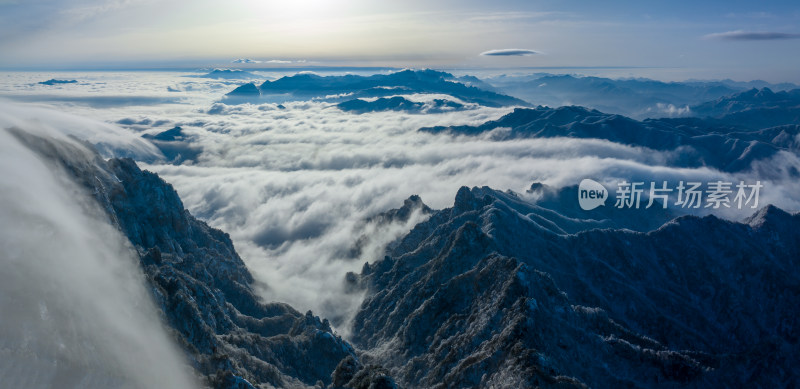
top-left (351, 186), bottom-right (800, 388)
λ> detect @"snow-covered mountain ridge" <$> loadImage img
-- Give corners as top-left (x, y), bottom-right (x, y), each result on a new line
top-left (352, 185), bottom-right (800, 388)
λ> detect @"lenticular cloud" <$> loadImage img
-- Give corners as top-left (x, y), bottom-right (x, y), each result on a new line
top-left (480, 48), bottom-right (540, 56)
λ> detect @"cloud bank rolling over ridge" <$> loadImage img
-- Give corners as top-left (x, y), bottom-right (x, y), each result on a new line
top-left (0, 103), bottom-right (196, 388)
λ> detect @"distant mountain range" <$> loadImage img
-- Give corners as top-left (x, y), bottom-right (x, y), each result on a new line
top-left (484, 74), bottom-right (798, 119)
top-left (224, 69), bottom-right (528, 107)
top-left (421, 105), bottom-right (800, 173)
top-left (221, 70), bottom-right (800, 123)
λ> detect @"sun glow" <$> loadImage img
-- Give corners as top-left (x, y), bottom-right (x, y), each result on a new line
top-left (247, 0), bottom-right (341, 19)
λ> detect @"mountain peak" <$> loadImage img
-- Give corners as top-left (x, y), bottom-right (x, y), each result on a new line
top-left (226, 82), bottom-right (260, 96)
top-left (744, 204), bottom-right (793, 228)
top-left (453, 186), bottom-right (480, 215)
top-left (754, 87), bottom-right (776, 97)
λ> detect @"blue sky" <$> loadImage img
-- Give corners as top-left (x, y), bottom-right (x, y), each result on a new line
top-left (1, 0), bottom-right (799, 81)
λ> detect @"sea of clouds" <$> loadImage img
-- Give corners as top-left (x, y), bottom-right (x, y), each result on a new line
top-left (2, 70), bottom-right (799, 336)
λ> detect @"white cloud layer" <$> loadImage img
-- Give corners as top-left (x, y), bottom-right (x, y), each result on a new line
top-left (0, 100), bottom-right (163, 160)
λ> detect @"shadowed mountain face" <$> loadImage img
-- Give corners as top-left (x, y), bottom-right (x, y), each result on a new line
top-left (12, 131), bottom-right (362, 389)
top-left (225, 69), bottom-right (528, 107)
top-left (421, 106), bottom-right (800, 173)
top-left (690, 88), bottom-right (800, 130)
top-left (351, 185), bottom-right (800, 388)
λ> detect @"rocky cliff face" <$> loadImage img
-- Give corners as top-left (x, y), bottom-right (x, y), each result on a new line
top-left (12, 130), bottom-right (360, 389)
top-left (351, 185), bottom-right (800, 388)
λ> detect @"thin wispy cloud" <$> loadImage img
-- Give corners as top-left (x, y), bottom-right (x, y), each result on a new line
top-left (60, 0), bottom-right (146, 23)
top-left (232, 59), bottom-right (295, 64)
top-left (724, 11), bottom-right (775, 19)
top-left (480, 48), bottom-right (540, 57)
top-left (466, 11), bottom-right (566, 23)
top-left (704, 30), bottom-right (800, 41)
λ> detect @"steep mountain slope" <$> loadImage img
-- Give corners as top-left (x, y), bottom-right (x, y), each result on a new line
top-left (352, 186), bottom-right (800, 388)
top-left (225, 69), bottom-right (528, 107)
top-left (11, 130), bottom-right (362, 389)
top-left (421, 106), bottom-right (800, 173)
